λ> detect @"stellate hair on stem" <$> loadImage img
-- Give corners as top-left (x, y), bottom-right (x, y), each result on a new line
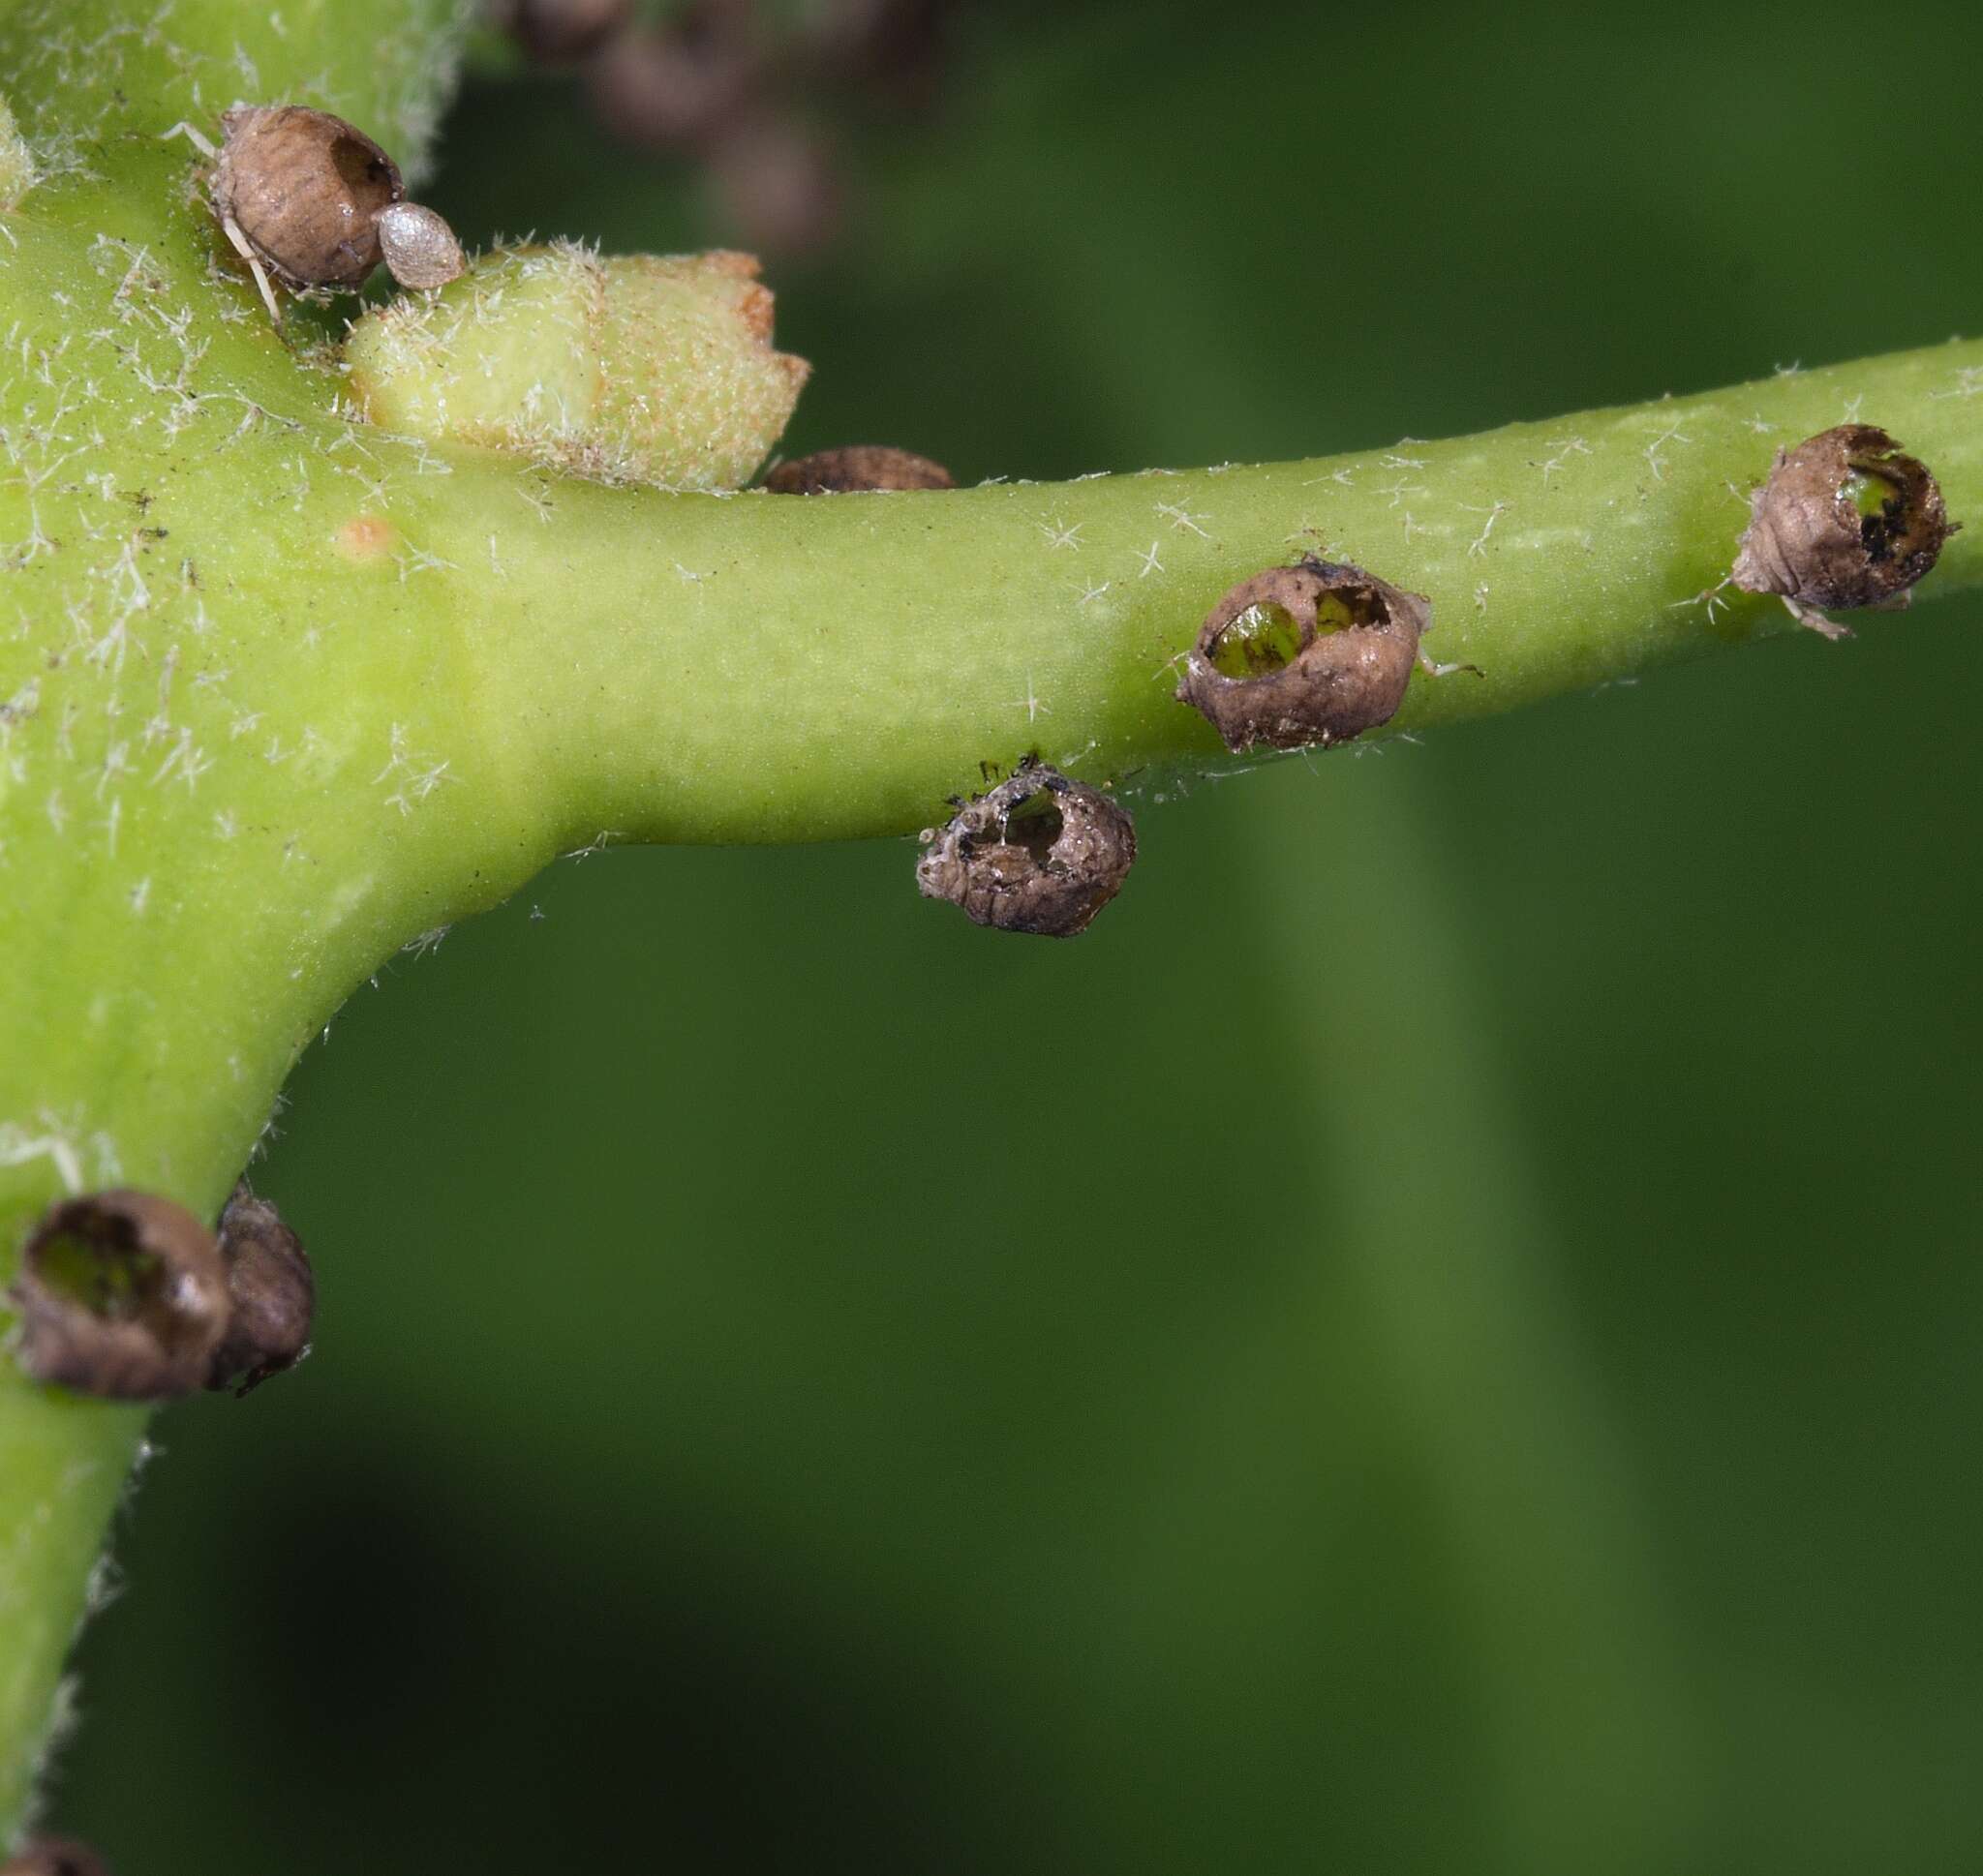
top-left (4, 1191), bottom-right (230, 1402)
top-left (916, 760), bottom-right (1136, 937)
top-left (206, 1185), bottom-right (316, 1398)
top-left (1731, 424), bottom-right (1957, 639)
top-left (0, 1838), bottom-right (112, 1876)
top-left (1175, 558), bottom-right (1454, 752)
top-left (764, 445), bottom-right (954, 493)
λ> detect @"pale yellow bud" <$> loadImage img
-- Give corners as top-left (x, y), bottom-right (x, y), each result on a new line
top-left (342, 242), bottom-right (808, 492)
top-left (0, 95), bottom-right (36, 209)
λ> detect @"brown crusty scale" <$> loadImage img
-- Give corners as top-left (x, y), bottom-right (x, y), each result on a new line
top-left (916, 761), bottom-right (1135, 937)
top-left (214, 105), bottom-right (404, 291)
top-left (1175, 558), bottom-right (1432, 752)
top-left (764, 445), bottom-right (955, 494)
top-left (1731, 424), bottom-right (1957, 634)
top-left (206, 1184), bottom-right (316, 1398)
top-left (6, 1189), bottom-right (230, 1402)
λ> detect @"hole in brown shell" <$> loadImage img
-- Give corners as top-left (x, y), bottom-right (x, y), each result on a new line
top-left (329, 129), bottom-right (397, 206)
top-left (1731, 424), bottom-right (1958, 636)
top-left (1175, 558), bottom-right (1432, 752)
top-left (916, 763), bottom-right (1135, 938)
top-left (999, 790), bottom-right (1064, 865)
top-left (6, 1191), bottom-right (229, 1401)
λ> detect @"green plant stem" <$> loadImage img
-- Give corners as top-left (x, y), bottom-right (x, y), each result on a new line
top-left (0, 0), bottom-right (473, 181)
top-left (3, 0), bottom-right (1982, 1839)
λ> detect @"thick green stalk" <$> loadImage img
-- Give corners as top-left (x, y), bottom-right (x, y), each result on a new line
top-left (0, 0), bottom-right (474, 182)
top-left (3, 0), bottom-right (1981, 1841)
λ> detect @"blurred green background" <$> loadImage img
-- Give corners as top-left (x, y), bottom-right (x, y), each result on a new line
top-left (46, 1), bottom-right (1983, 1870)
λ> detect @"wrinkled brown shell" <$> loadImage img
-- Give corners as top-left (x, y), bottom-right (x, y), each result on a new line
top-left (5, 1190), bottom-right (229, 1402)
top-left (207, 1185), bottom-right (316, 1397)
top-left (215, 106), bottom-right (404, 291)
top-left (916, 762), bottom-right (1136, 937)
top-left (1, 1836), bottom-right (112, 1876)
top-left (764, 445), bottom-right (955, 494)
top-left (1731, 424), bottom-right (1956, 612)
top-left (499, 0), bottom-right (635, 64)
top-left (377, 201), bottom-right (467, 289)
top-left (1175, 558), bottom-right (1430, 752)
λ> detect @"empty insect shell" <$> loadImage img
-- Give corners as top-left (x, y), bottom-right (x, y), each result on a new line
top-left (916, 761), bottom-right (1136, 937)
top-left (212, 106), bottom-right (404, 292)
top-left (1731, 424), bottom-right (1957, 637)
top-left (1176, 558), bottom-right (1431, 752)
top-left (5, 1190), bottom-right (230, 1402)
top-left (764, 445), bottom-right (954, 493)
top-left (207, 1185), bottom-right (316, 1398)
top-left (377, 201), bottom-right (467, 289)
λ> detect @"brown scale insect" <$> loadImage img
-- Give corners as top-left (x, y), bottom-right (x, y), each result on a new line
top-left (916, 760), bottom-right (1136, 938)
top-left (166, 106), bottom-right (466, 323)
top-left (1175, 556), bottom-right (1467, 753)
top-left (5, 1190), bottom-right (231, 1402)
top-left (206, 1183), bottom-right (316, 1398)
top-left (764, 445), bottom-right (955, 494)
top-left (1731, 424), bottom-right (1957, 639)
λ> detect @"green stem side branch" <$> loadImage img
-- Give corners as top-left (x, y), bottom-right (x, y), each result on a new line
top-left (2, 3), bottom-right (1981, 1840)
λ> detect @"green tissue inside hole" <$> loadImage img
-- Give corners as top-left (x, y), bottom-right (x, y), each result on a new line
top-left (1842, 469), bottom-right (1898, 521)
top-left (1208, 601), bottom-right (1307, 678)
top-left (31, 1229), bottom-right (163, 1319)
top-left (1001, 791), bottom-right (1064, 864)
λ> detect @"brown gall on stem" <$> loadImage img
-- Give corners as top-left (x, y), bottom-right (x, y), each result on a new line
top-left (4, 1191), bottom-right (229, 1403)
top-left (1175, 558), bottom-right (1461, 753)
top-left (496, 0), bottom-right (636, 64)
top-left (916, 761), bottom-right (1136, 938)
top-left (1731, 424), bottom-right (1958, 640)
top-left (764, 445), bottom-right (954, 494)
top-left (377, 201), bottom-right (467, 290)
top-left (207, 1185), bottom-right (315, 1398)
top-left (1, 1838), bottom-right (112, 1876)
